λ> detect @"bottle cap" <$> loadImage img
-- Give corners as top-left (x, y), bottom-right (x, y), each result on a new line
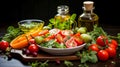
top-left (57, 5), bottom-right (69, 14)
top-left (83, 1), bottom-right (94, 10)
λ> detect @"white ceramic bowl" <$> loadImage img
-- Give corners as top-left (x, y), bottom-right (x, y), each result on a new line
top-left (39, 43), bottom-right (86, 55)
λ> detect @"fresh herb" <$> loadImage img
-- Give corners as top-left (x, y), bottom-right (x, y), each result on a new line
top-left (107, 33), bottom-right (120, 46)
top-left (64, 60), bottom-right (74, 67)
top-left (87, 25), bottom-right (107, 43)
top-left (47, 13), bottom-right (77, 30)
top-left (2, 26), bottom-right (23, 42)
top-left (77, 50), bottom-right (98, 64)
top-left (29, 60), bottom-right (49, 67)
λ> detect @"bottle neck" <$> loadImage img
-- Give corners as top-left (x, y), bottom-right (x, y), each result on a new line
top-left (58, 10), bottom-right (69, 15)
top-left (83, 7), bottom-right (94, 14)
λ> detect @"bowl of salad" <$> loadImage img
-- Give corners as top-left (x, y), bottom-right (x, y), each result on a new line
top-left (37, 28), bottom-right (86, 55)
top-left (39, 43), bottom-right (86, 55)
top-left (18, 19), bottom-right (44, 33)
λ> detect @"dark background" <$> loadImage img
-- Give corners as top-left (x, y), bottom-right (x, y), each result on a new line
top-left (0, 0), bottom-right (120, 27)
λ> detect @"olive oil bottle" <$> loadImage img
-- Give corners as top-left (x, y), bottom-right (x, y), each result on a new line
top-left (78, 1), bottom-right (99, 32)
top-left (54, 5), bottom-right (71, 22)
top-left (48, 5), bottom-right (77, 30)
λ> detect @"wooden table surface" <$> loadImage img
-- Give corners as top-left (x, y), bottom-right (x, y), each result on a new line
top-left (0, 24), bottom-right (120, 67)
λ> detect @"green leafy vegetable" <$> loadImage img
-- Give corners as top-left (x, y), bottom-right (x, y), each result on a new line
top-left (40, 40), bottom-right (66, 48)
top-left (87, 25), bottom-right (107, 43)
top-left (80, 50), bottom-right (98, 63)
top-left (29, 60), bottom-right (49, 67)
top-left (64, 60), bottom-right (74, 67)
top-left (2, 26), bottom-right (23, 42)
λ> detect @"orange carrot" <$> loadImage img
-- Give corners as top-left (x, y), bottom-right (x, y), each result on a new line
top-left (10, 29), bottom-right (42, 49)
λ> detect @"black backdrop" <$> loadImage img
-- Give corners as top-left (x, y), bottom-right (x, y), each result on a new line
top-left (0, 0), bottom-right (120, 27)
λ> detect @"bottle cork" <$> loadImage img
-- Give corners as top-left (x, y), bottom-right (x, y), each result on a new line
top-left (83, 1), bottom-right (94, 10)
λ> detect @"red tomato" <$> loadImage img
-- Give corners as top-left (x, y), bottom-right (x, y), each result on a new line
top-left (47, 34), bottom-right (55, 39)
top-left (72, 37), bottom-right (84, 46)
top-left (96, 35), bottom-right (107, 47)
top-left (65, 38), bottom-right (77, 48)
top-left (49, 28), bottom-right (61, 35)
top-left (0, 40), bottom-right (9, 51)
top-left (43, 34), bottom-right (55, 42)
top-left (105, 47), bottom-right (116, 58)
top-left (107, 43), bottom-right (116, 49)
top-left (108, 39), bottom-right (118, 48)
top-left (28, 44), bottom-right (39, 53)
top-left (61, 30), bottom-right (73, 37)
top-left (88, 44), bottom-right (99, 52)
top-left (111, 39), bottom-right (118, 47)
top-left (55, 34), bottom-right (63, 43)
top-left (97, 50), bottom-right (109, 61)
top-left (29, 39), bottom-right (36, 44)
top-left (73, 32), bottom-right (81, 37)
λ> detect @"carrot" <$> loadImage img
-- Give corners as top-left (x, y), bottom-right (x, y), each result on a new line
top-left (10, 29), bottom-right (42, 49)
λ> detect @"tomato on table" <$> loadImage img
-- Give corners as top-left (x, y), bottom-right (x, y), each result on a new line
top-left (105, 47), bottom-right (116, 58)
top-left (107, 43), bottom-right (117, 49)
top-left (28, 44), bottom-right (39, 53)
top-left (97, 50), bottom-right (109, 61)
top-left (106, 39), bottom-right (118, 48)
top-left (96, 35), bottom-right (108, 47)
top-left (0, 40), bottom-right (9, 51)
top-left (88, 44), bottom-right (100, 53)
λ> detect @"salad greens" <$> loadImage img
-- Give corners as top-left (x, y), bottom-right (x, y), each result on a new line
top-left (40, 40), bottom-right (66, 48)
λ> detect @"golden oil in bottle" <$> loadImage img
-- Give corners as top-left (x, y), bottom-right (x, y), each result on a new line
top-left (54, 5), bottom-right (71, 22)
top-left (78, 1), bottom-right (99, 32)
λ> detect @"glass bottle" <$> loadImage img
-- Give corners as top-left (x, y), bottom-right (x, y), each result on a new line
top-left (54, 5), bottom-right (71, 22)
top-left (78, 1), bottom-right (99, 32)
top-left (53, 5), bottom-right (77, 30)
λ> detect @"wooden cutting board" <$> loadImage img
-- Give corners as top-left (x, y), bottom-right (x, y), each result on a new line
top-left (11, 49), bottom-right (80, 62)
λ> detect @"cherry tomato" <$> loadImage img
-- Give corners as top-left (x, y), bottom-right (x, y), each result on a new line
top-left (96, 35), bottom-right (107, 47)
top-left (97, 50), bottom-right (109, 61)
top-left (105, 47), bottom-right (116, 58)
top-left (28, 44), bottom-right (39, 53)
top-left (88, 44), bottom-right (99, 53)
top-left (107, 43), bottom-right (116, 49)
top-left (29, 39), bottom-right (36, 44)
top-left (111, 39), bottom-right (118, 47)
top-left (107, 39), bottom-right (118, 48)
top-left (65, 38), bottom-right (77, 48)
top-left (0, 40), bottom-right (9, 51)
